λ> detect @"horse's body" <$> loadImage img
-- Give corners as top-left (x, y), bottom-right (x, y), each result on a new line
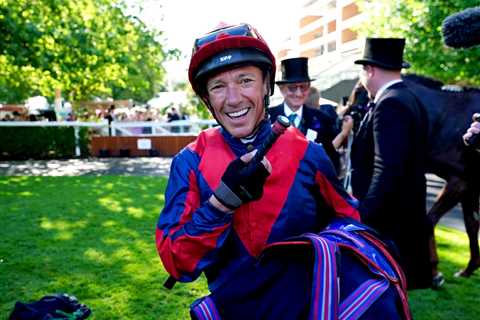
top-left (403, 74), bottom-right (480, 277)
top-left (345, 74), bottom-right (480, 277)
top-left (402, 75), bottom-right (480, 178)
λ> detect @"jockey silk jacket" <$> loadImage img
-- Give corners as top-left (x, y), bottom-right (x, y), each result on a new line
top-left (156, 120), bottom-right (360, 292)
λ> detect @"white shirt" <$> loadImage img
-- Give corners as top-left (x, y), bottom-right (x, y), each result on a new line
top-left (374, 79), bottom-right (403, 103)
top-left (283, 103), bottom-right (303, 128)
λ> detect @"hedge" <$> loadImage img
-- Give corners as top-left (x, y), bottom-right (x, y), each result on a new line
top-left (0, 127), bottom-right (91, 160)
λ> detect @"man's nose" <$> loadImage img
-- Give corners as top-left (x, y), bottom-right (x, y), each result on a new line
top-left (225, 84), bottom-right (242, 104)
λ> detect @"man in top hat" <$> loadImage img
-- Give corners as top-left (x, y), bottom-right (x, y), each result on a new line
top-left (350, 38), bottom-right (435, 290)
top-left (269, 57), bottom-right (342, 173)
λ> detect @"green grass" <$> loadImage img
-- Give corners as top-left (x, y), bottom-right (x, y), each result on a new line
top-left (1, 176), bottom-right (479, 319)
top-left (0, 176), bottom-right (208, 319)
top-left (409, 226), bottom-right (480, 319)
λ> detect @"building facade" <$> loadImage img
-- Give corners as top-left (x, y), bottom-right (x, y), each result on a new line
top-left (275, 0), bottom-right (366, 104)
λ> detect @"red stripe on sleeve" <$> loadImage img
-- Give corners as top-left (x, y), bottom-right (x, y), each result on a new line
top-left (315, 171), bottom-right (360, 220)
top-left (156, 224), bottom-right (230, 279)
top-left (156, 163), bottom-right (231, 279)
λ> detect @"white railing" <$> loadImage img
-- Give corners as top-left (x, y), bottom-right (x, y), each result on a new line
top-left (109, 119), bottom-right (218, 136)
top-left (0, 119), bottom-right (218, 156)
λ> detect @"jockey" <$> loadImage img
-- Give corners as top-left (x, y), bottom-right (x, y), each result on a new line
top-left (155, 22), bottom-right (362, 319)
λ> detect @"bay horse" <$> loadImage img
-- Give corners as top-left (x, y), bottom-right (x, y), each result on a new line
top-left (344, 74), bottom-right (480, 278)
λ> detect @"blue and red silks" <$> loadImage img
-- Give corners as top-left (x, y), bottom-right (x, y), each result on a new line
top-left (190, 218), bottom-right (411, 320)
top-left (156, 122), bottom-right (359, 287)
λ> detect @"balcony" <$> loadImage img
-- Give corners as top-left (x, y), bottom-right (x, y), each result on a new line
top-left (342, 2), bottom-right (360, 21)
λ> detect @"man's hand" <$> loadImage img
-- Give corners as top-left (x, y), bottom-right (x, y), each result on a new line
top-left (333, 115), bottom-right (354, 149)
top-left (211, 151), bottom-right (271, 212)
top-left (463, 121), bottom-right (480, 149)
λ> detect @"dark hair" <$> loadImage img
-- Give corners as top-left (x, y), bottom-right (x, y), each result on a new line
top-left (347, 80), bottom-right (369, 107)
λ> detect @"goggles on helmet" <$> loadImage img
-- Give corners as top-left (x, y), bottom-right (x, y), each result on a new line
top-left (193, 24), bottom-right (262, 51)
top-left (188, 23), bottom-right (276, 97)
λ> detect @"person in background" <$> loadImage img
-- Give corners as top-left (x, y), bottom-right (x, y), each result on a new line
top-left (12, 111), bottom-right (22, 121)
top-left (305, 86), bottom-right (321, 109)
top-left (285, 77), bottom-right (353, 154)
top-left (350, 37), bottom-right (434, 289)
top-left (104, 105), bottom-right (115, 136)
top-left (340, 81), bottom-right (371, 135)
top-left (268, 57), bottom-right (342, 173)
top-left (167, 107), bottom-right (181, 133)
top-left (305, 86), bottom-right (338, 124)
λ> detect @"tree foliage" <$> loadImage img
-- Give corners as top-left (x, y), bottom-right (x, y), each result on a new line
top-left (0, 0), bottom-right (175, 103)
top-left (357, 0), bottom-right (480, 86)
top-left (172, 81), bottom-right (212, 120)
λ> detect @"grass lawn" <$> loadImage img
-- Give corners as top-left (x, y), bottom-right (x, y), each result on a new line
top-left (1, 176), bottom-right (479, 319)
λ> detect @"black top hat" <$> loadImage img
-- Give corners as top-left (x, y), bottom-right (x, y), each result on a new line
top-left (354, 38), bottom-right (410, 70)
top-left (276, 57), bottom-right (315, 84)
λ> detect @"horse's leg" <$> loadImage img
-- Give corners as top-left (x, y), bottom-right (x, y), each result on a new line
top-left (456, 187), bottom-right (480, 277)
top-left (427, 176), bottom-right (466, 279)
top-left (428, 176), bottom-right (466, 225)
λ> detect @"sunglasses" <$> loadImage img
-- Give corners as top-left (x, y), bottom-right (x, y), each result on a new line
top-left (286, 84), bottom-right (310, 93)
top-left (193, 24), bottom-right (259, 52)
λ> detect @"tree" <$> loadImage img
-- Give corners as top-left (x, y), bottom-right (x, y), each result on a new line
top-left (0, 0), bottom-right (174, 103)
top-left (172, 81), bottom-right (212, 120)
top-left (357, 0), bottom-right (480, 86)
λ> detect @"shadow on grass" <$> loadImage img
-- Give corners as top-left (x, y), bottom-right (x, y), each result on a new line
top-left (2, 177), bottom-right (480, 319)
top-left (0, 176), bottom-right (207, 319)
top-left (409, 226), bottom-right (480, 320)
top-left (0, 158), bottom-right (172, 177)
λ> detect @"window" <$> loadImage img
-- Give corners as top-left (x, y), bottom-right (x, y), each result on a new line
top-left (315, 45), bottom-right (325, 56)
top-left (327, 41), bottom-right (336, 52)
top-left (328, 20), bottom-right (336, 33)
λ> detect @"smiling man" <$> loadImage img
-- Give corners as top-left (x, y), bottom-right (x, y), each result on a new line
top-left (269, 57), bottom-right (341, 173)
top-left (154, 23), bottom-right (410, 320)
top-left (205, 65), bottom-right (267, 139)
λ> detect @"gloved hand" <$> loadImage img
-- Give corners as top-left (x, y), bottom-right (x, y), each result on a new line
top-left (214, 152), bottom-right (271, 210)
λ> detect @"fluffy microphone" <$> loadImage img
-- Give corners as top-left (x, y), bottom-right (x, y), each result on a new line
top-left (442, 7), bottom-right (480, 49)
top-left (251, 115), bottom-right (290, 163)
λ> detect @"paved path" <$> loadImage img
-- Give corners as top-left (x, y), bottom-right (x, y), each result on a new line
top-left (426, 174), bottom-right (465, 232)
top-left (0, 157), bottom-right (172, 177)
top-left (0, 158), bottom-right (465, 231)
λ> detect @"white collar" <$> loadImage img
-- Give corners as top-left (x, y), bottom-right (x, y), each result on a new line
top-left (283, 102), bottom-right (303, 119)
top-left (374, 79), bottom-right (403, 103)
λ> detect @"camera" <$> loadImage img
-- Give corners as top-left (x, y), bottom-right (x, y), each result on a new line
top-left (345, 104), bottom-right (368, 133)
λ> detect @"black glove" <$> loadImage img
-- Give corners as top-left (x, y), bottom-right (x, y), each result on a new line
top-left (214, 157), bottom-right (270, 210)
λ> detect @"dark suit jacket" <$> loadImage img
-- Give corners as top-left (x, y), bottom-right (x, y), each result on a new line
top-left (268, 103), bottom-right (340, 172)
top-left (350, 82), bottom-right (432, 289)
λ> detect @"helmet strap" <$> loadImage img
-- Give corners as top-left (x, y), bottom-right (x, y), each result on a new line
top-left (263, 94), bottom-right (270, 110)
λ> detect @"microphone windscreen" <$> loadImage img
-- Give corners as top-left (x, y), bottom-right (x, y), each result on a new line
top-left (442, 7), bottom-right (480, 49)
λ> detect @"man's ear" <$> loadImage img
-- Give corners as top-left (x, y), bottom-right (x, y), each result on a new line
top-left (367, 65), bottom-right (375, 77)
